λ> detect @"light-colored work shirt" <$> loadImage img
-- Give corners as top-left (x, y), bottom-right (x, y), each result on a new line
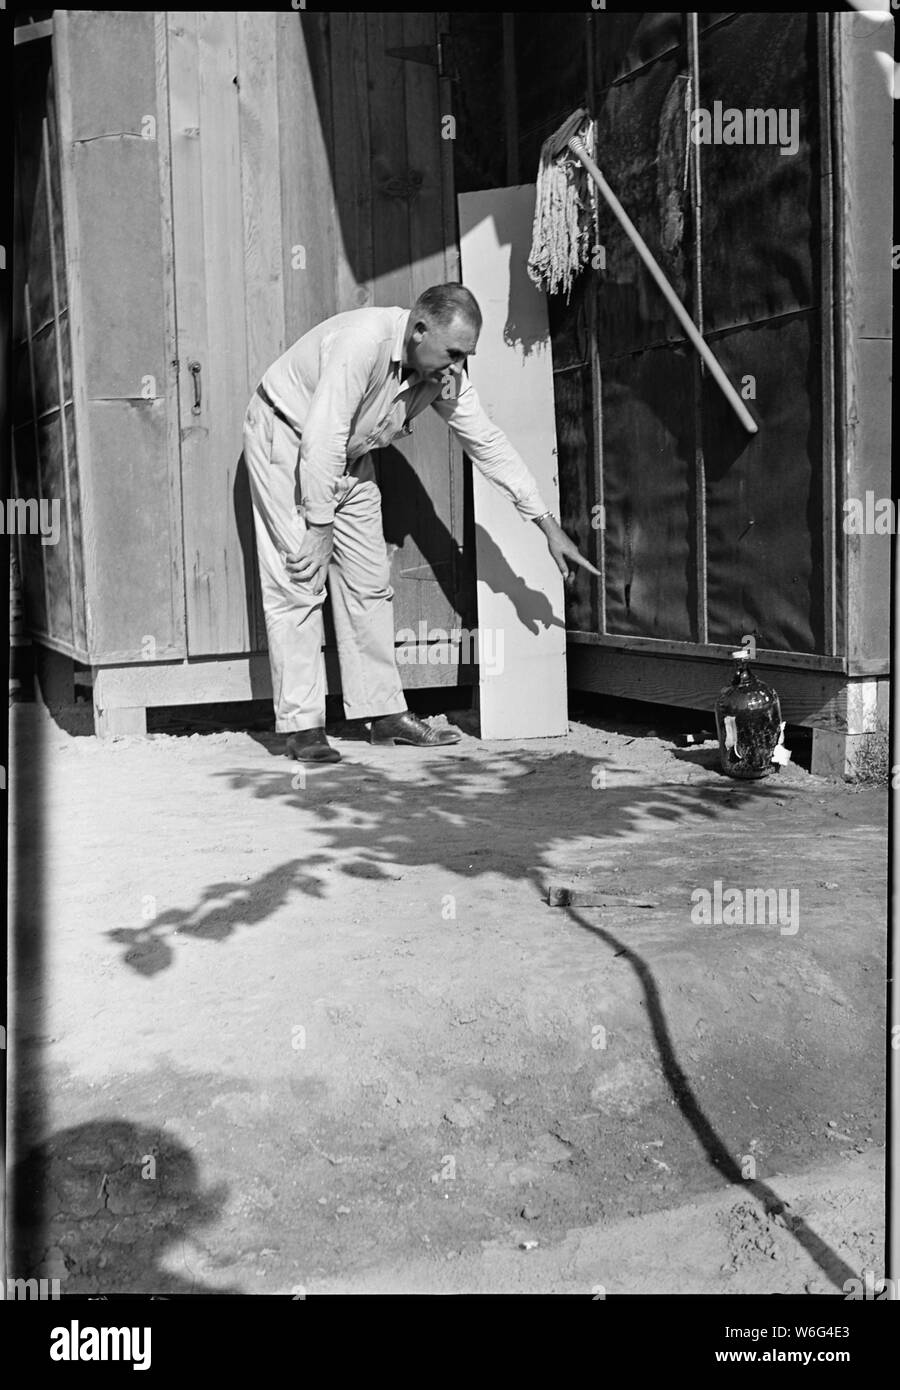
top-left (259, 305), bottom-right (550, 526)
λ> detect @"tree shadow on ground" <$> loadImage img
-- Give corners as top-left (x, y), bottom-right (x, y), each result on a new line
top-left (100, 745), bottom-right (863, 1291)
top-left (104, 746), bottom-right (803, 973)
top-left (566, 906), bottom-right (860, 1292)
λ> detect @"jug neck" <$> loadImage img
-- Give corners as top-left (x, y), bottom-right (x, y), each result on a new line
top-left (730, 648), bottom-right (755, 686)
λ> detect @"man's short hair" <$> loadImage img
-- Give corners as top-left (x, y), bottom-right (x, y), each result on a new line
top-left (413, 284), bottom-right (482, 333)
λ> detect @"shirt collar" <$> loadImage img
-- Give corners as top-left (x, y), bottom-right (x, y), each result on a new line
top-left (393, 307), bottom-right (432, 395)
top-left (392, 308), bottom-right (411, 372)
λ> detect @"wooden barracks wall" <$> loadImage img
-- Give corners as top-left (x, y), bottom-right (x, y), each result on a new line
top-left (12, 10), bottom-right (473, 733)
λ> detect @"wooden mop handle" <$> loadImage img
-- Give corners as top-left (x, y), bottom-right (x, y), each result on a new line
top-left (568, 136), bottom-right (758, 436)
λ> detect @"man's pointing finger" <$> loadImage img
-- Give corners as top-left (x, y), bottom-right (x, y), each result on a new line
top-left (569, 551), bottom-right (602, 578)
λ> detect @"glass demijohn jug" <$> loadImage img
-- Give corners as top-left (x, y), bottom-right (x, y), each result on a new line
top-left (715, 649), bottom-right (783, 780)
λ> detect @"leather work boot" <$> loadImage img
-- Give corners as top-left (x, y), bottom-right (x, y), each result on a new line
top-left (369, 711), bottom-right (461, 747)
top-left (285, 727), bottom-right (342, 763)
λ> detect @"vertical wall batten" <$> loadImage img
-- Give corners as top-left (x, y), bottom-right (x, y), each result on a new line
top-left (589, 301), bottom-right (606, 636)
top-left (23, 283), bottom-right (52, 633)
top-left (42, 112), bottom-right (78, 648)
top-left (585, 14), bottom-right (605, 636)
top-left (829, 15), bottom-right (850, 670)
top-left (687, 12), bottom-right (707, 645)
top-left (194, 10), bottom-right (249, 654)
top-left (436, 11), bottom-right (464, 550)
top-left (167, 11), bottom-right (208, 659)
top-left (818, 11), bottom-right (838, 657)
top-left (237, 11), bottom-right (284, 647)
top-left (436, 13), bottom-right (459, 284)
top-left (153, 11), bottom-right (189, 658)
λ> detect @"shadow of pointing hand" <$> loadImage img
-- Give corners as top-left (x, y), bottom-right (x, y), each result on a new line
top-left (377, 445), bottom-right (566, 636)
top-left (473, 523), bottom-right (565, 635)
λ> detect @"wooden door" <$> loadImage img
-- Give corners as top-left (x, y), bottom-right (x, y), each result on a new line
top-left (167, 11), bottom-right (278, 659)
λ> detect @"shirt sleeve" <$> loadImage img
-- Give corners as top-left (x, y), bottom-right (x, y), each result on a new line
top-left (430, 369), bottom-right (550, 521)
top-left (298, 329), bottom-right (381, 524)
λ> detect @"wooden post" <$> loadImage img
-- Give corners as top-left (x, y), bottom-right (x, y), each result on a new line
top-left (833, 9), bottom-right (893, 673)
top-left (811, 678), bottom-right (890, 780)
top-left (810, 11), bottom-right (893, 778)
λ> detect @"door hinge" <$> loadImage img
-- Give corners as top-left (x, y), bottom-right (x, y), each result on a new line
top-left (385, 34), bottom-right (453, 82)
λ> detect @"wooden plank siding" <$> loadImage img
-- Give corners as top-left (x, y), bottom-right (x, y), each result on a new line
top-left (275, 11), bottom-right (338, 343)
top-left (172, 11), bottom-right (252, 656)
top-left (16, 10), bottom-right (472, 707)
top-left (11, 36), bottom-right (94, 659)
top-left (53, 9), bottom-right (185, 663)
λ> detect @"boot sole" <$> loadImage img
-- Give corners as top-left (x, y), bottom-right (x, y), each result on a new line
top-left (286, 747), bottom-right (342, 763)
top-left (370, 736), bottom-right (461, 747)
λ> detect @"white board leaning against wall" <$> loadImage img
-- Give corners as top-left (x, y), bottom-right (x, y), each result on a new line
top-left (457, 185), bottom-right (568, 738)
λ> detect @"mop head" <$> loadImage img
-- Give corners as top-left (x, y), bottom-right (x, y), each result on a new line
top-left (527, 108), bottom-right (597, 301)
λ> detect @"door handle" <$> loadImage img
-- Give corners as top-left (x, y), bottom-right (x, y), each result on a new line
top-left (188, 360), bottom-right (202, 415)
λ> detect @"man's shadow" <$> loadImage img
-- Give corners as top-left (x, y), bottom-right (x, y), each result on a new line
top-left (11, 1119), bottom-right (240, 1295)
top-left (376, 444), bottom-right (563, 637)
top-left (232, 457), bottom-right (268, 677)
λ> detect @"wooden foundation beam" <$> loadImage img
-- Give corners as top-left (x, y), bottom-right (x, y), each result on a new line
top-left (87, 645), bottom-right (473, 737)
top-left (567, 642), bottom-right (853, 731)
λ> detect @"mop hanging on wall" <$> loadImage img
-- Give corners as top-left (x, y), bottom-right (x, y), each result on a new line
top-left (527, 106), bottom-right (758, 435)
top-left (527, 111), bottom-right (599, 301)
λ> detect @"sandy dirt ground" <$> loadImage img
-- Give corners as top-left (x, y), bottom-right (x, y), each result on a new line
top-left (8, 698), bottom-right (886, 1295)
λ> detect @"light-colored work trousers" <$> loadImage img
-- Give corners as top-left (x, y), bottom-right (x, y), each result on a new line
top-left (242, 390), bottom-right (408, 732)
